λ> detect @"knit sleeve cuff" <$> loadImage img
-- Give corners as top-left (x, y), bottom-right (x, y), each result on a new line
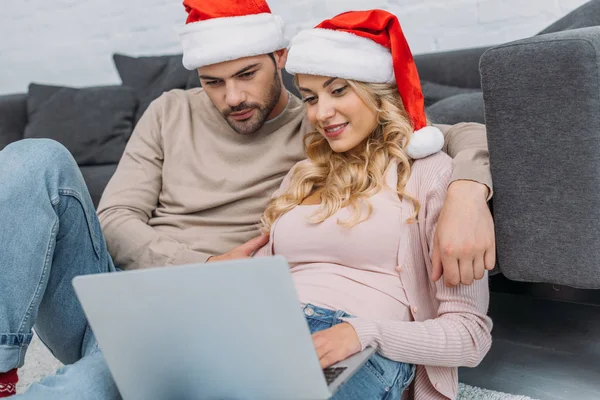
top-left (343, 318), bottom-right (380, 351)
top-left (451, 154), bottom-right (494, 201)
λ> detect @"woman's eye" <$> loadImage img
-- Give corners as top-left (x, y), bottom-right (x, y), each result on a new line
top-left (302, 97), bottom-right (317, 105)
top-left (332, 86), bottom-right (348, 95)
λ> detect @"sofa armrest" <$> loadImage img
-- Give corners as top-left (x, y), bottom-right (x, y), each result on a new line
top-left (0, 93), bottom-right (27, 150)
top-left (480, 27), bottom-right (600, 288)
top-left (415, 46), bottom-right (490, 89)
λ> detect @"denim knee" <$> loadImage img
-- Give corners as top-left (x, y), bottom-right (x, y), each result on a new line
top-left (3, 138), bottom-right (77, 175)
top-left (1, 139), bottom-right (84, 197)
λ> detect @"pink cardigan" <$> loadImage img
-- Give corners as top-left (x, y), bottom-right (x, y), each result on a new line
top-left (256, 153), bottom-right (493, 399)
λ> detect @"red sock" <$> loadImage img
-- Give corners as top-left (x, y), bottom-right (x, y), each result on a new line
top-left (0, 369), bottom-right (17, 398)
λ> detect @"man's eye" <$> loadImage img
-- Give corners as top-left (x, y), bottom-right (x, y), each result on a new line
top-left (239, 71), bottom-right (256, 79)
top-left (302, 97), bottom-right (317, 105)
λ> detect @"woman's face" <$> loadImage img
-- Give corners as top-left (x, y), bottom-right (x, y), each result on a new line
top-left (297, 74), bottom-right (378, 153)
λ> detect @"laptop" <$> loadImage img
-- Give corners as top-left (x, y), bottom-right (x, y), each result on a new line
top-left (72, 255), bottom-right (375, 400)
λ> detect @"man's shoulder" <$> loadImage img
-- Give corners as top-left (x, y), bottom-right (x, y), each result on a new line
top-left (432, 122), bottom-right (486, 136)
top-left (154, 87), bottom-right (209, 108)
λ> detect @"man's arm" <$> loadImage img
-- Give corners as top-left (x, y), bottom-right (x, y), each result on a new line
top-left (435, 122), bottom-right (492, 197)
top-left (432, 122), bottom-right (496, 286)
top-left (97, 97), bottom-right (211, 270)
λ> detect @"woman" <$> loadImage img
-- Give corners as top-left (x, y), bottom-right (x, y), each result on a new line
top-left (255, 10), bottom-right (492, 400)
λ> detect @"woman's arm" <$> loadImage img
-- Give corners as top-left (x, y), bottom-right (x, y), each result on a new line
top-left (346, 279), bottom-right (492, 367)
top-left (345, 163), bottom-right (492, 368)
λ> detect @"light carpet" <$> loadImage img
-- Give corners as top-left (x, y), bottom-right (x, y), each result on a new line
top-left (17, 334), bottom-right (537, 400)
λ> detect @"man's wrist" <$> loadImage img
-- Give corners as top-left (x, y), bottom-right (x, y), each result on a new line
top-left (448, 180), bottom-right (490, 200)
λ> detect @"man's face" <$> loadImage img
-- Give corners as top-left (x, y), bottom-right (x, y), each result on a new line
top-left (197, 52), bottom-right (286, 135)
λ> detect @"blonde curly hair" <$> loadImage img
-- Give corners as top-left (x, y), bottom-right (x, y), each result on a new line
top-left (261, 79), bottom-right (421, 232)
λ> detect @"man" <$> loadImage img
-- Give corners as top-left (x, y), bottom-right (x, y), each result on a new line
top-left (0, 0), bottom-right (494, 398)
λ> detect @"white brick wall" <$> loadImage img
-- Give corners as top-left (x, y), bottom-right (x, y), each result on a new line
top-left (0, 0), bottom-right (590, 95)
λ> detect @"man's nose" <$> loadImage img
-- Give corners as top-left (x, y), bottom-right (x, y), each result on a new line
top-left (225, 82), bottom-right (247, 108)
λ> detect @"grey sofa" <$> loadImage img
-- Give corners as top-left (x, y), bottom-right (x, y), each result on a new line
top-left (481, 26), bottom-right (600, 289)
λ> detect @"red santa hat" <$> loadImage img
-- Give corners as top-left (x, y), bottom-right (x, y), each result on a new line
top-left (286, 10), bottom-right (444, 159)
top-left (178, 0), bottom-right (288, 70)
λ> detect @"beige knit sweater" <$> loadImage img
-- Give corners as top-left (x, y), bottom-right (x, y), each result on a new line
top-left (98, 88), bottom-right (492, 270)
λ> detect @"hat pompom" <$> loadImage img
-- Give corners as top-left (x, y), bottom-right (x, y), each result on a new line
top-left (405, 126), bottom-right (444, 159)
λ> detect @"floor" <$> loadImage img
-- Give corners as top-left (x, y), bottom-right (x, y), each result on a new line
top-left (459, 277), bottom-right (600, 400)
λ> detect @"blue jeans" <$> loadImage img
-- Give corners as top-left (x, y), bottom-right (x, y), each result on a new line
top-left (0, 139), bottom-right (120, 399)
top-left (303, 304), bottom-right (415, 400)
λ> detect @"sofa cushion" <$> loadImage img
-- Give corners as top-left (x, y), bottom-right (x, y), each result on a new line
top-left (113, 53), bottom-right (194, 121)
top-left (421, 81), bottom-right (481, 107)
top-left (80, 164), bottom-right (119, 208)
top-left (281, 69), bottom-right (301, 98)
top-left (186, 71), bottom-right (201, 89)
top-left (0, 93), bottom-right (27, 150)
top-left (24, 83), bottom-right (137, 166)
top-left (426, 92), bottom-right (485, 125)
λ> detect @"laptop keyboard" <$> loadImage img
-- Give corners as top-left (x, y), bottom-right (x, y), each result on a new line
top-left (323, 366), bottom-right (347, 385)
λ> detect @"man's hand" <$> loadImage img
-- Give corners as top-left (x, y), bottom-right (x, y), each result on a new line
top-left (206, 234), bottom-right (269, 263)
top-left (312, 323), bottom-right (361, 369)
top-left (431, 180), bottom-right (495, 286)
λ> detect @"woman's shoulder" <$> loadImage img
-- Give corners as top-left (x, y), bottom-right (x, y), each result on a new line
top-left (277, 159), bottom-right (313, 193)
top-left (291, 158), bottom-right (313, 169)
top-left (411, 151), bottom-right (452, 176)
top-left (286, 158), bottom-right (312, 177)
top-left (408, 152), bottom-right (453, 196)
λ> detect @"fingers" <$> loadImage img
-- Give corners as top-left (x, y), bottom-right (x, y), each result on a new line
top-left (430, 237), bottom-right (443, 282)
top-left (473, 255), bottom-right (486, 280)
top-left (459, 257), bottom-right (475, 285)
top-left (484, 242), bottom-right (496, 271)
top-left (312, 332), bottom-right (327, 351)
top-left (441, 249), bottom-right (460, 287)
top-left (239, 233), bottom-right (269, 256)
top-left (440, 240), bottom-right (490, 285)
top-left (319, 351), bottom-right (341, 369)
top-left (312, 337), bottom-right (341, 369)
top-left (312, 328), bottom-right (353, 369)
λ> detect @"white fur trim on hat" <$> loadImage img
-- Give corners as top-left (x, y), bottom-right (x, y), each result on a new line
top-left (286, 28), bottom-right (394, 83)
top-left (178, 13), bottom-right (288, 70)
top-left (405, 126), bottom-right (445, 159)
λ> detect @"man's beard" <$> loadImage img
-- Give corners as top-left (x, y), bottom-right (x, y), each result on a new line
top-left (222, 72), bottom-right (282, 135)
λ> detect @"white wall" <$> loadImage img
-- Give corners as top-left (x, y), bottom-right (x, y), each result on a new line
top-left (0, 0), bottom-right (590, 95)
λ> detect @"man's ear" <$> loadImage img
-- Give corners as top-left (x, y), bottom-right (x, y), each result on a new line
top-left (274, 48), bottom-right (288, 70)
